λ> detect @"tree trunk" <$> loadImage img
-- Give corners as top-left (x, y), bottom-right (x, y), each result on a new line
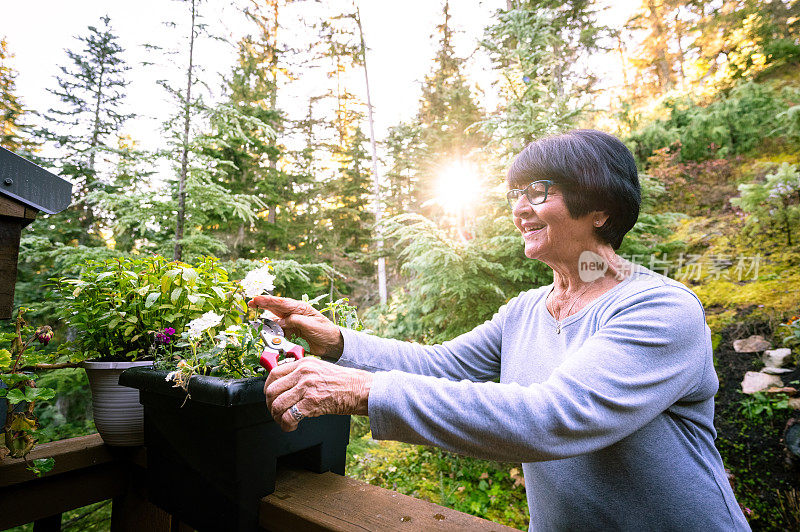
top-left (673, 11), bottom-right (686, 87)
top-left (79, 55), bottom-right (106, 244)
top-left (355, 7), bottom-right (387, 305)
top-left (268, 1), bottom-right (279, 226)
top-left (648, 0), bottom-right (673, 92)
top-left (174, 0), bottom-right (197, 261)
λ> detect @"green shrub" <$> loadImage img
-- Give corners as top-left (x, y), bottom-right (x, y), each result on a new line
top-left (630, 82), bottom-right (800, 163)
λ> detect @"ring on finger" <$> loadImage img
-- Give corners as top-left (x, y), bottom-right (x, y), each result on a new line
top-left (289, 404), bottom-right (304, 422)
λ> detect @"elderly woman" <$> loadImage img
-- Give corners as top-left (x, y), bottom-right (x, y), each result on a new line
top-left (249, 129), bottom-right (749, 531)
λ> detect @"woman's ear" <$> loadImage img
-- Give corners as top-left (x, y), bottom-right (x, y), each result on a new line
top-left (592, 211), bottom-right (609, 228)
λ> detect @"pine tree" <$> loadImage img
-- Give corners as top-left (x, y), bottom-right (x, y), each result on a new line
top-left (390, 0), bottom-right (486, 221)
top-left (480, 0), bottom-right (604, 151)
top-left (0, 38), bottom-right (27, 152)
top-left (201, 0), bottom-right (315, 259)
top-left (417, 1), bottom-right (485, 162)
top-left (304, 6), bottom-right (379, 300)
top-left (205, 36), bottom-right (284, 257)
top-left (41, 16), bottom-right (133, 243)
top-left (328, 125), bottom-right (374, 258)
top-left (171, 0), bottom-right (200, 261)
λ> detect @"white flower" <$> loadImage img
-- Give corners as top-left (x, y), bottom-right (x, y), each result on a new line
top-left (240, 266), bottom-right (276, 298)
top-left (166, 360), bottom-right (193, 390)
top-left (186, 311), bottom-right (223, 339)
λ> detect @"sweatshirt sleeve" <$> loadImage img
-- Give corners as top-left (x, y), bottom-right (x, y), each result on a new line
top-left (336, 303), bottom-right (508, 382)
top-left (367, 286), bottom-right (712, 462)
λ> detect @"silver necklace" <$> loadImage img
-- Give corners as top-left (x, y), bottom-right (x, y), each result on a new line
top-left (549, 284), bottom-right (592, 334)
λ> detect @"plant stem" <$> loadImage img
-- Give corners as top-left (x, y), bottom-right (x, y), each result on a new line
top-left (18, 362), bottom-right (83, 372)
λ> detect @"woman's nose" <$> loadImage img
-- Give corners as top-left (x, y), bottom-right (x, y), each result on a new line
top-left (512, 194), bottom-right (533, 217)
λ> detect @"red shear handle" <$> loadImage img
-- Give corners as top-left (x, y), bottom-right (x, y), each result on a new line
top-left (259, 351), bottom-right (280, 371)
top-left (285, 344), bottom-right (305, 361)
top-left (259, 343), bottom-right (305, 371)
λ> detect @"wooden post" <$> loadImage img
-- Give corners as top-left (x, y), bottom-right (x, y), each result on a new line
top-left (0, 194), bottom-right (38, 319)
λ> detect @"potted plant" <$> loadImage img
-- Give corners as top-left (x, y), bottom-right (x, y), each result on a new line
top-left (53, 255), bottom-right (241, 446)
top-left (116, 260), bottom-right (359, 531)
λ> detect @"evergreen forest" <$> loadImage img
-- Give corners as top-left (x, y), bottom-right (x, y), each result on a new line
top-left (2, 0), bottom-right (800, 529)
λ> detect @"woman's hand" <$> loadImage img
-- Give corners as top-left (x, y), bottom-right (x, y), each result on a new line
top-left (264, 358), bottom-right (372, 432)
top-left (248, 295), bottom-right (343, 357)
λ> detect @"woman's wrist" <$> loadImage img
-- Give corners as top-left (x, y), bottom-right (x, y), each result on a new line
top-left (352, 370), bottom-right (372, 416)
top-left (321, 328), bottom-right (345, 361)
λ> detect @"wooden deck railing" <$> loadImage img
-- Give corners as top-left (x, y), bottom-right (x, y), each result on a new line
top-left (0, 435), bottom-right (517, 532)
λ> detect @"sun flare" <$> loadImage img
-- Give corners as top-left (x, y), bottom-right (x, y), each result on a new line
top-left (434, 161), bottom-right (482, 214)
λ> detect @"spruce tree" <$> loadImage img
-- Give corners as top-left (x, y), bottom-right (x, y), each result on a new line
top-left (417, 1), bottom-right (485, 161)
top-left (0, 38), bottom-right (27, 152)
top-left (481, 1), bottom-right (604, 151)
top-left (201, 0), bottom-right (309, 259)
top-left (387, 1), bottom-right (486, 223)
top-left (307, 7), bottom-right (378, 298)
top-left (43, 15), bottom-right (133, 242)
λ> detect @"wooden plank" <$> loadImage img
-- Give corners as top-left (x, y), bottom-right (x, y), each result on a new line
top-left (0, 216), bottom-right (22, 319)
top-left (111, 465), bottom-right (174, 532)
top-left (0, 435), bottom-right (175, 531)
top-left (260, 469), bottom-right (518, 532)
top-left (0, 433), bottom-right (115, 488)
top-left (32, 513), bottom-right (62, 531)
top-left (0, 461), bottom-right (128, 530)
top-left (0, 194), bottom-right (27, 218)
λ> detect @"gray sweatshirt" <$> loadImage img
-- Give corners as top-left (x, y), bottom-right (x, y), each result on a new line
top-left (338, 267), bottom-right (750, 531)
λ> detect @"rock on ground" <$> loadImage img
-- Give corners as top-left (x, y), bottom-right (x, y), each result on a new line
top-left (733, 335), bottom-right (771, 353)
top-left (741, 371), bottom-right (784, 394)
top-left (762, 348), bottom-right (792, 369)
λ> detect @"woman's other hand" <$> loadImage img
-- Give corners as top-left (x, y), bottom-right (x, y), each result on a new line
top-left (264, 358), bottom-right (372, 432)
top-left (248, 295), bottom-right (344, 357)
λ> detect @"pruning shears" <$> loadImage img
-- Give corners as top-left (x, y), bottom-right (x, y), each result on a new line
top-left (257, 318), bottom-right (304, 372)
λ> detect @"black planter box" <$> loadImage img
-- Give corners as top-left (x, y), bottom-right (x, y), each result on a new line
top-left (119, 367), bottom-right (350, 532)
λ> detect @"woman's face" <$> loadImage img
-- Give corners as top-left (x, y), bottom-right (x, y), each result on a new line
top-left (510, 183), bottom-right (600, 264)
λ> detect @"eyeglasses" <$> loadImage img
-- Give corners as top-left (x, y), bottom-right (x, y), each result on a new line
top-left (506, 180), bottom-right (553, 209)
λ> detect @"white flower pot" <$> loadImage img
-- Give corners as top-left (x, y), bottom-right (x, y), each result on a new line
top-left (82, 360), bottom-right (153, 446)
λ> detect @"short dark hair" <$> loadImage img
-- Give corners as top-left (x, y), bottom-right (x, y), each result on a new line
top-left (507, 129), bottom-right (640, 249)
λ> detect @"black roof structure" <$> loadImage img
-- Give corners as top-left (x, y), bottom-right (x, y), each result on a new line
top-left (0, 147), bottom-right (71, 214)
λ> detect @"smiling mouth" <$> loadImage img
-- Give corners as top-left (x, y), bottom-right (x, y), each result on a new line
top-left (522, 225), bottom-right (546, 235)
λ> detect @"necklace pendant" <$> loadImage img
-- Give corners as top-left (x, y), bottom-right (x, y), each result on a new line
top-left (556, 322), bottom-right (561, 334)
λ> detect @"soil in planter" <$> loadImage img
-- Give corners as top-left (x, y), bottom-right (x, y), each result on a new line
top-left (713, 322), bottom-right (800, 531)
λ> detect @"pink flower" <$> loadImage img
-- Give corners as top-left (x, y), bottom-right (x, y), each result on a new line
top-left (35, 326), bottom-right (53, 345)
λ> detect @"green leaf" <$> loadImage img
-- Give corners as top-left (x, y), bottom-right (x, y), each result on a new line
top-left (161, 269), bottom-right (180, 293)
top-left (95, 272), bottom-right (116, 281)
top-left (123, 325), bottom-right (135, 336)
top-left (171, 287), bottom-right (183, 304)
top-left (7, 386), bottom-right (57, 404)
top-left (211, 286), bottom-right (226, 299)
top-left (0, 348), bottom-right (11, 371)
top-left (182, 268), bottom-right (198, 284)
top-left (29, 458), bottom-right (55, 476)
top-left (1, 374), bottom-right (30, 386)
top-left (26, 387), bottom-right (56, 402)
top-left (6, 388), bottom-right (26, 405)
top-left (145, 292), bottom-right (160, 308)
